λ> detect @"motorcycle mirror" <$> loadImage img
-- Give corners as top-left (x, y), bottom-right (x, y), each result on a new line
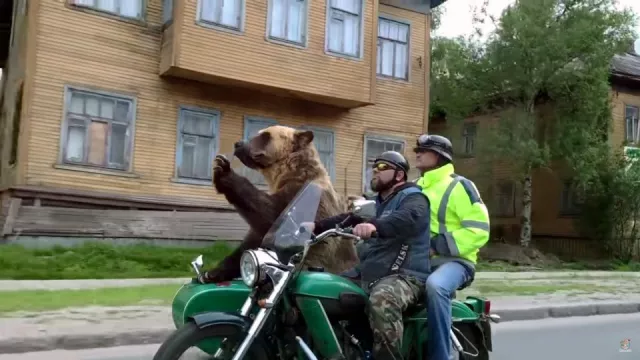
top-left (351, 199), bottom-right (376, 220)
top-left (191, 254), bottom-right (204, 276)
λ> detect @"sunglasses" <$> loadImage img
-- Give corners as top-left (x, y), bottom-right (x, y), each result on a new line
top-left (371, 162), bottom-right (395, 172)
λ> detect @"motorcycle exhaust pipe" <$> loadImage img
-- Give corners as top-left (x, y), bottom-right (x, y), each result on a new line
top-left (296, 336), bottom-right (319, 360)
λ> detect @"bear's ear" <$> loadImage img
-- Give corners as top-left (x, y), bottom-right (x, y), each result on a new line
top-left (294, 130), bottom-right (314, 148)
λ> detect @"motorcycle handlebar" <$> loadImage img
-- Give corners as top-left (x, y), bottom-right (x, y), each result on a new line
top-left (300, 226), bottom-right (378, 242)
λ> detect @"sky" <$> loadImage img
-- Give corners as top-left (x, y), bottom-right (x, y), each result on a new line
top-left (434, 0), bottom-right (640, 51)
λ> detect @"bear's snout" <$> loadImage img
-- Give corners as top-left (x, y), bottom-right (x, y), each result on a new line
top-left (234, 141), bottom-right (245, 149)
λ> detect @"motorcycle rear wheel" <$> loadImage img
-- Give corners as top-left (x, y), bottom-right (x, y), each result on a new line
top-left (152, 322), bottom-right (272, 360)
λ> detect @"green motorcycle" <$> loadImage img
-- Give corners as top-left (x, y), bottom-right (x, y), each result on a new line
top-left (154, 181), bottom-right (499, 360)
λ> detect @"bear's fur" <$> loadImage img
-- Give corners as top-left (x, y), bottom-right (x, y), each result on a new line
top-left (203, 125), bottom-right (359, 282)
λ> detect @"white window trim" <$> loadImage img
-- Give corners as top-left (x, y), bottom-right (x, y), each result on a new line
top-left (68, 0), bottom-right (146, 21)
top-left (362, 133), bottom-right (406, 193)
top-left (265, 0), bottom-right (310, 48)
top-left (196, 0), bottom-right (246, 34)
top-left (172, 105), bottom-right (221, 186)
top-left (299, 125), bottom-right (336, 183)
top-left (377, 15), bottom-right (412, 82)
top-left (57, 85), bottom-right (138, 174)
top-left (624, 104), bottom-right (640, 144)
top-left (324, 0), bottom-right (366, 60)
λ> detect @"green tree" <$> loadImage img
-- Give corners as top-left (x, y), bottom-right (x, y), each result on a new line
top-left (431, 0), bottom-right (636, 247)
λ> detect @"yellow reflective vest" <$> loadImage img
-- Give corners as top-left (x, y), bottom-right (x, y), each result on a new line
top-left (416, 163), bottom-right (490, 270)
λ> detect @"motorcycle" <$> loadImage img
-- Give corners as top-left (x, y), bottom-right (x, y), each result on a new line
top-left (154, 181), bottom-right (500, 360)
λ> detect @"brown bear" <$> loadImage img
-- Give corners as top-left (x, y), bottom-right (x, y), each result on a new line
top-left (201, 125), bottom-right (359, 283)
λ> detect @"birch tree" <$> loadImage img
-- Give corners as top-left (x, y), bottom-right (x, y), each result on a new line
top-left (431, 0), bottom-right (636, 247)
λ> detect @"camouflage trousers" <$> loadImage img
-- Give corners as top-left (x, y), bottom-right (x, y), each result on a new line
top-left (366, 274), bottom-right (425, 360)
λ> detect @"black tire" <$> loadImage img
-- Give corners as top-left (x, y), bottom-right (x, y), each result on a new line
top-left (152, 321), bottom-right (272, 360)
top-left (453, 323), bottom-right (490, 360)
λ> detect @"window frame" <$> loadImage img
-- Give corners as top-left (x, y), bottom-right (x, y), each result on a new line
top-left (560, 180), bottom-right (582, 217)
top-left (362, 133), bottom-right (406, 193)
top-left (173, 105), bottom-right (221, 186)
top-left (461, 122), bottom-right (478, 157)
top-left (376, 15), bottom-right (412, 81)
top-left (299, 125), bottom-right (336, 183)
top-left (243, 116), bottom-right (278, 187)
top-left (624, 104), bottom-right (639, 144)
top-left (67, 0), bottom-right (147, 23)
top-left (492, 180), bottom-right (516, 218)
top-left (324, 0), bottom-right (365, 60)
top-left (196, 0), bottom-right (246, 34)
top-left (163, 0), bottom-right (173, 26)
top-left (266, 0), bottom-right (310, 48)
top-left (57, 85), bottom-right (138, 174)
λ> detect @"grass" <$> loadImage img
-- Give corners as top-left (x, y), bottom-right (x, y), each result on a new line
top-left (0, 242), bottom-right (638, 280)
top-left (0, 280), bottom-right (623, 315)
top-left (475, 260), bottom-right (640, 272)
top-left (0, 284), bottom-right (179, 314)
top-left (0, 243), bottom-right (233, 280)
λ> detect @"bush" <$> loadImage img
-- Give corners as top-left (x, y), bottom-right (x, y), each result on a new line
top-left (575, 149), bottom-right (640, 262)
top-left (0, 242), bottom-right (234, 280)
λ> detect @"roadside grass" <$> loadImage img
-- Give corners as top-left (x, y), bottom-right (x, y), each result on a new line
top-left (0, 280), bottom-right (626, 315)
top-left (0, 243), bottom-right (233, 280)
top-left (475, 260), bottom-right (640, 272)
top-left (0, 242), bottom-right (638, 280)
top-left (0, 284), bottom-right (179, 315)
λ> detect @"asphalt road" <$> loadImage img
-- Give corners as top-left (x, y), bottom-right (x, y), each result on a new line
top-left (1, 313), bottom-right (638, 360)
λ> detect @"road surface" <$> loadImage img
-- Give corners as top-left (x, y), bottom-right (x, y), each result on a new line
top-left (1, 313), bottom-right (638, 360)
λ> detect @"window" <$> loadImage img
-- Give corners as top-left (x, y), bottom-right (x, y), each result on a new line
top-left (268, 0), bottom-right (308, 45)
top-left (462, 122), bottom-right (477, 156)
top-left (61, 87), bottom-right (135, 171)
top-left (493, 180), bottom-right (515, 217)
top-left (625, 105), bottom-right (639, 144)
top-left (362, 135), bottom-right (405, 193)
top-left (175, 107), bottom-right (220, 182)
top-left (301, 126), bottom-right (335, 182)
top-left (377, 18), bottom-right (410, 80)
top-left (326, 0), bottom-right (363, 58)
top-left (560, 181), bottom-right (582, 216)
top-left (163, 0), bottom-right (173, 24)
top-left (69, 0), bottom-right (144, 20)
top-left (244, 117), bottom-right (278, 186)
top-left (198, 0), bottom-right (243, 31)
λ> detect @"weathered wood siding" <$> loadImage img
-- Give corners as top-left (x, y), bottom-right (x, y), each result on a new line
top-left (164, 0), bottom-right (377, 108)
top-left (0, 0), bottom-right (30, 189)
top-left (20, 1), bottom-right (428, 207)
top-left (9, 205), bottom-right (249, 241)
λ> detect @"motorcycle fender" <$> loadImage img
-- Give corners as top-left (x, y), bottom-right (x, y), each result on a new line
top-left (480, 318), bottom-right (493, 352)
top-left (189, 311), bottom-right (252, 332)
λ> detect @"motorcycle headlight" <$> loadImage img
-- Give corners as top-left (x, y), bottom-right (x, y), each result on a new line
top-left (240, 251), bottom-right (260, 287)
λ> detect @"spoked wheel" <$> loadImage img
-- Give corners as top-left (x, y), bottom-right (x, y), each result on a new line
top-left (152, 322), bottom-right (272, 360)
top-left (451, 323), bottom-right (490, 360)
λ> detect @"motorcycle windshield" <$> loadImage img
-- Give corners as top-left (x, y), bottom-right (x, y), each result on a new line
top-left (262, 181), bottom-right (323, 260)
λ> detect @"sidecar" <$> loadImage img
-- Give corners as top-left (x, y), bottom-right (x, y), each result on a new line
top-left (171, 278), bottom-right (252, 354)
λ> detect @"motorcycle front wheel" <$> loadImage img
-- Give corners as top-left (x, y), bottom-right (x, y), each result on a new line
top-left (152, 322), bottom-right (272, 360)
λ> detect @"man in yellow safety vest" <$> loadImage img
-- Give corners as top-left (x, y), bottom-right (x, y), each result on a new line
top-left (413, 134), bottom-right (490, 360)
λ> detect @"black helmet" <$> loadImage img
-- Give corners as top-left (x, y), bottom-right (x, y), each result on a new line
top-left (373, 151), bottom-right (410, 179)
top-left (414, 134), bottom-right (453, 161)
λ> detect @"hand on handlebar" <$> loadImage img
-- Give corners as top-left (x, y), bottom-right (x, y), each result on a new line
top-left (352, 223), bottom-right (377, 239)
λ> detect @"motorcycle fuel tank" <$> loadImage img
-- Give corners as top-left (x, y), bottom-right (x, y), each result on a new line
top-left (292, 270), bottom-right (367, 299)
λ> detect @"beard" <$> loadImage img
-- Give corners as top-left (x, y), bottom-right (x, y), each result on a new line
top-left (370, 177), bottom-right (394, 193)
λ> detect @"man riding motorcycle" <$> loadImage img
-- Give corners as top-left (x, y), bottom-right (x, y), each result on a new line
top-left (413, 134), bottom-right (490, 360)
top-left (305, 151), bottom-right (431, 360)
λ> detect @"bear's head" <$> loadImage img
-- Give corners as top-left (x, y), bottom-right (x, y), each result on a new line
top-left (233, 125), bottom-right (316, 171)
